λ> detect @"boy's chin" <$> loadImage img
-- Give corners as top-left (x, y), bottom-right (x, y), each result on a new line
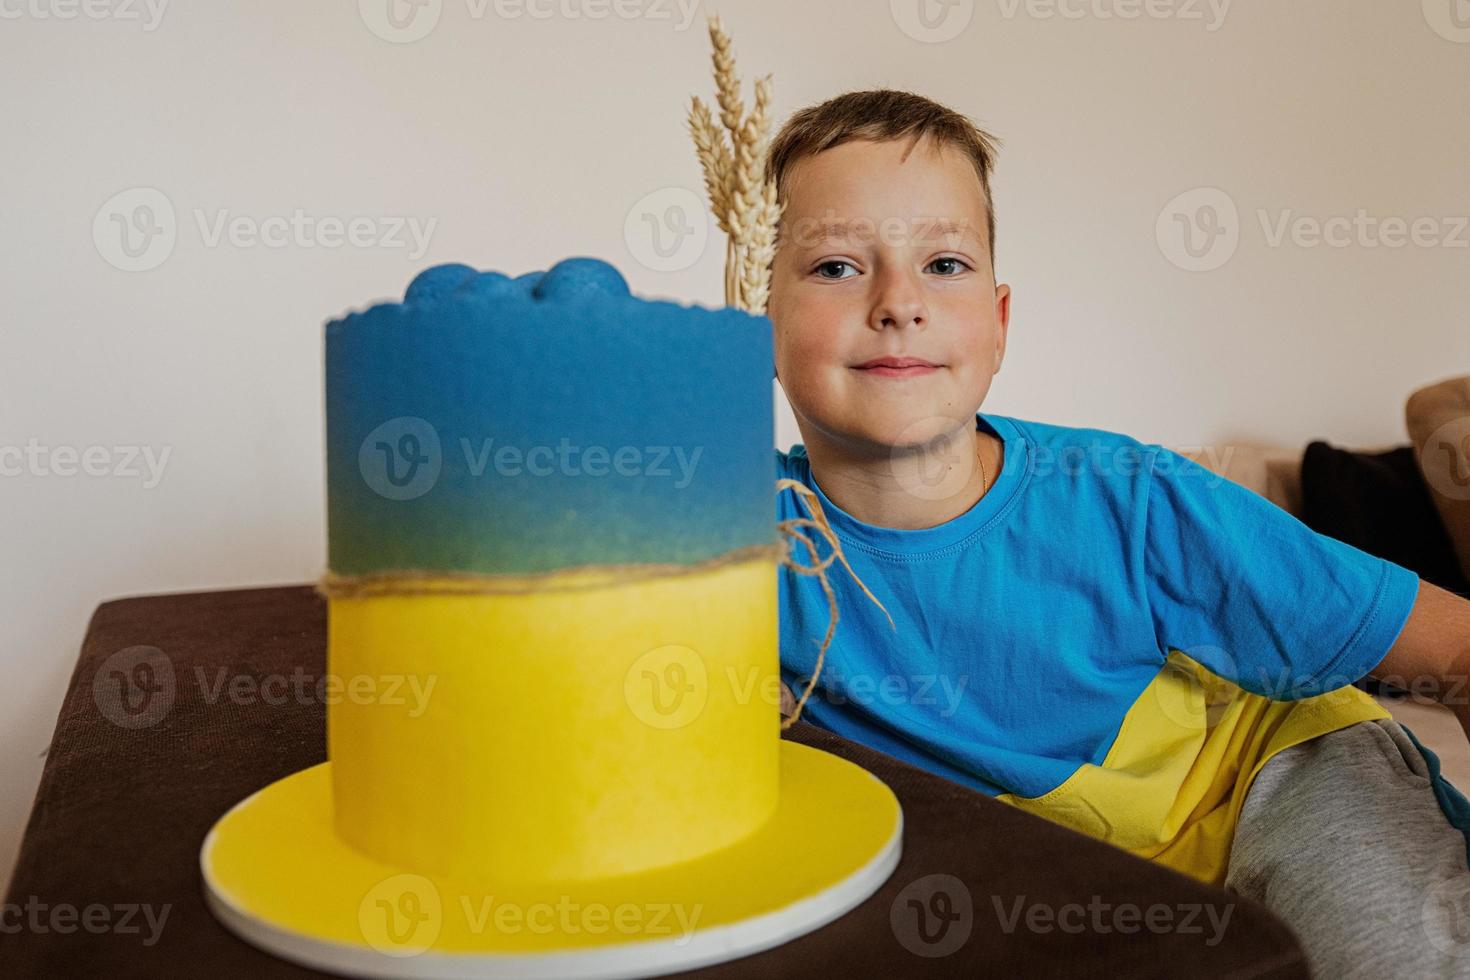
top-left (834, 410), bottom-right (979, 456)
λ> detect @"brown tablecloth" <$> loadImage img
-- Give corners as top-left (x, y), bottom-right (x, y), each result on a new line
top-left (2, 585), bottom-right (1309, 978)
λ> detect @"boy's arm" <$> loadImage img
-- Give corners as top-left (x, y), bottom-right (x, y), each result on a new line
top-left (1369, 579), bottom-right (1470, 746)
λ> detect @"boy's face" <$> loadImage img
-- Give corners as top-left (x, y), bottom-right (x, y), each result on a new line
top-left (768, 135), bottom-right (1010, 456)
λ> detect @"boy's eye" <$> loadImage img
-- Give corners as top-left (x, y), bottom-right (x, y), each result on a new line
top-left (814, 260), bottom-right (857, 280)
top-left (812, 258), bottom-right (971, 280)
top-left (927, 257), bottom-right (970, 276)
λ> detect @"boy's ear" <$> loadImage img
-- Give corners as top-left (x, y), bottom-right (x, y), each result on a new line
top-left (992, 283), bottom-right (1012, 374)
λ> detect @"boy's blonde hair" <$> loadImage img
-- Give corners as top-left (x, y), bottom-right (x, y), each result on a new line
top-left (766, 89), bottom-right (1003, 268)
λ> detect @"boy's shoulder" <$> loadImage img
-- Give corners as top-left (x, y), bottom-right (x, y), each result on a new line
top-left (990, 413), bottom-right (1180, 496)
top-left (994, 412), bottom-right (1157, 457)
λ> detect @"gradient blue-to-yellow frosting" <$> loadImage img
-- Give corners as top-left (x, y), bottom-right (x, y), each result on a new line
top-left (325, 258), bottom-right (777, 577)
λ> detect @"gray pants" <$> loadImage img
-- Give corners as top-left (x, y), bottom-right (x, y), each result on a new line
top-left (1226, 717), bottom-right (1470, 978)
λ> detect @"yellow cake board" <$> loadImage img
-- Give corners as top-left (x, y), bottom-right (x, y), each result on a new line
top-left (200, 741), bottom-right (902, 979)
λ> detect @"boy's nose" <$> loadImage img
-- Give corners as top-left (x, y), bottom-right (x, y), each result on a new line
top-left (870, 272), bottom-right (929, 331)
top-left (871, 298), bottom-right (927, 331)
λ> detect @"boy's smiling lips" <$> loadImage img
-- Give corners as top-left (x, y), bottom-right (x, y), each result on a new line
top-left (851, 356), bottom-right (941, 378)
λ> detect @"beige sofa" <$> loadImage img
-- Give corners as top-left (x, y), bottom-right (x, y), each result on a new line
top-left (1174, 443), bottom-right (1314, 516)
top-left (1173, 374), bottom-right (1470, 587)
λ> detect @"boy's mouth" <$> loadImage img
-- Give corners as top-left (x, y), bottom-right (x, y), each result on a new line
top-left (852, 356), bottom-right (941, 378)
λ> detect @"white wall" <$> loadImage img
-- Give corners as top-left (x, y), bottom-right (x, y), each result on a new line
top-left (3, 0), bottom-right (1468, 889)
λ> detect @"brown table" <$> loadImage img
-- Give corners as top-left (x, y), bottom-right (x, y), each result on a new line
top-left (2, 585), bottom-right (1309, 978)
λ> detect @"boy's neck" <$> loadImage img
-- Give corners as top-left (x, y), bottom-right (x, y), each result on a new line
top-left (798, 422), bottom-right (1004, 531)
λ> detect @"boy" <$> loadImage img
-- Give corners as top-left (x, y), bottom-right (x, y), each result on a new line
top-left (766, 88), bottom-right (1470, 976)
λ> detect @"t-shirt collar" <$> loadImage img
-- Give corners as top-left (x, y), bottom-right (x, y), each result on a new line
top-left (801, 412), bottom-right (1026, 557)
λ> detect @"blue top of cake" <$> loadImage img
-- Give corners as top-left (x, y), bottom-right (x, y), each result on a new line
top-left (325, 257), bottom-right (777, 577)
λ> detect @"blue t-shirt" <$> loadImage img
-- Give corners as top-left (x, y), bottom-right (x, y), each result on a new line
top-left (775, 412), bottom-right (1422, 801)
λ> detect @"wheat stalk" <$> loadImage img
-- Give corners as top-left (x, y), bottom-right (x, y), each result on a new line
top-left (709, 14), bottom-right (744, 143)
top-left (686, 12), bottom-right (782, 313)
top-left (686, 97), bottom-right (734, 236)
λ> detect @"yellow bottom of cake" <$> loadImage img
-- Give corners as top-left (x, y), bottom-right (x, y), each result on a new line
top-left (326, 556), bottom-right (786, 882)
top-left (200, 743), bottom-right (901, 978)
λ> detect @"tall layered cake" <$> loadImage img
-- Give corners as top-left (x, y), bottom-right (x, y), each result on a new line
top-left (199, 257), bottom-right (901, 979)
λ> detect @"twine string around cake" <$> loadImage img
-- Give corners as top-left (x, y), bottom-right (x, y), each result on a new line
top-left (318, 477), bottom-right (894, 731)
top-left (315, 542), bottom-right (785, 599)
top-left (775, 477), bottom-right (896, 730)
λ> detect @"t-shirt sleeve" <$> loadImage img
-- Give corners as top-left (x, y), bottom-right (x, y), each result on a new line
top-left (1142, 445), bottom-right (1421, 700)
